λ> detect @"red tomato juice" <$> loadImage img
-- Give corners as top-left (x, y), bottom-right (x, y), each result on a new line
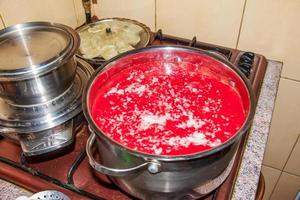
top-left (90, 50), bottom-right (248, 156)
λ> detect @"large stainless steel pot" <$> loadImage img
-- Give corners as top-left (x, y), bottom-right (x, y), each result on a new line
top-left (0, 22), bottom-right (80, 105)
top-left (83, 46), bottom-right (255, 199)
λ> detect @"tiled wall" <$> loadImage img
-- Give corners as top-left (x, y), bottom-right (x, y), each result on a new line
top-left (92, 0), bottom-right (155, 31)
top-left (0, 0), bottom-right (84, 29)
top-left (237, 0), bottom-right (300, 199)
top-left (155, 0), bottom-right (245, 48)
top-left (0, 14), bottom-right (4, 29)
top-left (1, 0), bottom-right (300, 199)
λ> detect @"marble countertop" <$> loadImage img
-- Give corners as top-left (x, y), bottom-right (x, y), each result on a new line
top-left (0, 179), bottom-right (32, 200)
top-left (232, 60), bottom-right (282, 200)
top-left (0, 60), bottom-right (283, 200)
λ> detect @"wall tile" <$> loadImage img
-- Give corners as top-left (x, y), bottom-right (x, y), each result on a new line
top-left (270, 172), bottom-right (300, 200)
top-left (0, 0), bottom-right (78, 28)
top-left (238, 0), bottom-right (300, 81)
top-left (156, 0), bottom-right (245, 48)
top-left (0, 14), bottom-right (4, 30)
top-left (285, 136), bottom-right (300, 176)
top-left (92, 0), bottom-right (155, 31)
top-left (263, 78), bottom-right (300, 170)
top-left (261, 165), bottom-right (281, 200)
top-left (73, 0), bottom-right (86, 27)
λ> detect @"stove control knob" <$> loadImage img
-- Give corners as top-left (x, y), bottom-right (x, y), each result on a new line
top-left (239, 66), bottom-right (251, 77)
top-left (238, 52), bottom-right (255, 78)
top-left (239, 56), bottom-right (253, 65)
top-left (239, 62), bottom-right (252, 70)
top-left (242, 52), bottom-right (255, 60)
top-left (238, 62), bottom-right (252, 77)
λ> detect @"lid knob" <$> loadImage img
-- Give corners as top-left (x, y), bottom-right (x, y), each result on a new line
top-left (105, 27), bottom-right (112, 34)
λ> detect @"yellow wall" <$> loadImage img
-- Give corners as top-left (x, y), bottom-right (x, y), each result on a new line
top-left (236, 1), bottom-right (300, 200)
top-left (156, 0), bottom-right (245, 48)
top-left (1, 1), bottom-right (300, 199)
top-left (0, 0), bottom-right (84, 29)
top-left (92, 0), bottom-right (155, 31)
top-left (0, 14), bottom-right (4, 29)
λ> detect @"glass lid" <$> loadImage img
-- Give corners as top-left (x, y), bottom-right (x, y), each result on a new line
top-left (76, 18), bottom-right (151, 62)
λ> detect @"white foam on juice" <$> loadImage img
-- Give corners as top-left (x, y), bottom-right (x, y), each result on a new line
top-left (92, 55), bottom-right (246, 156)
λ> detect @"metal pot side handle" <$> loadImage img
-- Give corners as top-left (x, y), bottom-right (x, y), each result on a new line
top-left (86, 133), bottom-right (162, 177)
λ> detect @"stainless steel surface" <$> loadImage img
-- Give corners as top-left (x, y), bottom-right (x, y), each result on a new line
top-left (76, 18), bottom-right (152, 65)
top-left (86, 133), bottom-right (158, 176)
top-left (0, 58), bottom-right (94, 133)
top-left (2, 112), bottom-right (84, 156)
top-left (0, 22), bottom-right (80, 105)
top-left (16, 190), bottom-right (70, 200)
top-left (0, 25), bottom-right (70, 70)
top-left (18, 119), bottom-right (74, 156)
top-left (295, 191), bottom-right (300, 200)
top-left (83, 46), bottom-right (256, 199)
top-left (207, 50), bottom-right (228, 60)
top-left (87, 132), bottom-right (237, 199)
top-left (88, 131), bottom-right (240, 199)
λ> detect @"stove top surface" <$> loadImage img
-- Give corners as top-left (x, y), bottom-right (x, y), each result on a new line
top-left (0, 30), bottom-right (267, 200)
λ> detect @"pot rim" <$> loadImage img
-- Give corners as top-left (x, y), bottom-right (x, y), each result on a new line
top-left (83, 45), bottom-right (256, 162)
top-left (0, 21), bottom-right (80, 81)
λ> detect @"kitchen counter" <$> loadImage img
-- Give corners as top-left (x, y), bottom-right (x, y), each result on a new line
top-left (232, 60), bottom-right (282, 200)
top-left (0, 179), bottom-right (32, 199)
top-left (0, 60), bottom-right (282, 200)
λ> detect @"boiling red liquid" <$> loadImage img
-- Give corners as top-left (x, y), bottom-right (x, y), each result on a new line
top-left (90, 51), bottom-right (248, 156)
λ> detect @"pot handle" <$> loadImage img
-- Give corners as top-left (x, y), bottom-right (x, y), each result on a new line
top-left (86, 133), bottom-right (162, 177)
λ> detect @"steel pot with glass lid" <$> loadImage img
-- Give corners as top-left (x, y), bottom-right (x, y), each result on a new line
top-left (76, 18), bottom-right (151, 65)
top-left (84, 46), bottom-right (255, 199)
top-left (0, 22), bottom-right (79, 105)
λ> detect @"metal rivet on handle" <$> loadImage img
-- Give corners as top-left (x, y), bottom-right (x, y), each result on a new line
top-left (147, 161), bottom-right (162, 174)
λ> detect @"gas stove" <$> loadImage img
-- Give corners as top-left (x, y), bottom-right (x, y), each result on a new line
top-left (0, 30), bottom-right (267, 200)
